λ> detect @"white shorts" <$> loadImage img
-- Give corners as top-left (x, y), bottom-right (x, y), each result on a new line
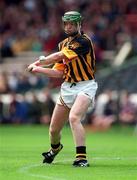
top-left (57, 80), bottom-right (98, 109)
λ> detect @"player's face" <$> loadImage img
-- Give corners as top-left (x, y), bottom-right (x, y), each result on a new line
top-left (63, 21), bottom-right (79, 36)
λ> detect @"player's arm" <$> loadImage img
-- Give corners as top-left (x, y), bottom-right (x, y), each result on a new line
top-left (29, 64), bottom-right (64, 78)
top-left (30, 51), bottom-right (68, 67)
top-left (27, 51), bottom-right (67, 73)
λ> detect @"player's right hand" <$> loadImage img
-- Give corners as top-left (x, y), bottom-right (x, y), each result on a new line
top-left (39, 55), bottom-right (46, 64)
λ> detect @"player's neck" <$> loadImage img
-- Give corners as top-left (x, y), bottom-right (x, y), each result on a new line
top-left (69, 32), bottom-right (81, 41)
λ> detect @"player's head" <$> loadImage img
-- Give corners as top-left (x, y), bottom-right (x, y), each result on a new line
top-left (62, 11), bottom-right (82, 36)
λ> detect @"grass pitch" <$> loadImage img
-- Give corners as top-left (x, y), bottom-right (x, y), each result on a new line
top-left (0, 125), bottom-right (137, 180)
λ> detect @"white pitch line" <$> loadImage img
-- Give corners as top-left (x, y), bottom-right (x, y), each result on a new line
top-left (19, 159), bottom-right (73, 180)
top-left (93, 157), bottom-right (137, 160)
top-left (18, 157), bottom-right (137, 179)
top-left (19, 163), bottom-right (66, 180)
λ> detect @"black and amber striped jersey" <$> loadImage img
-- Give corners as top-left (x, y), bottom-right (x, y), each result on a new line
top-left (53, 33), bottom-right (96, 83)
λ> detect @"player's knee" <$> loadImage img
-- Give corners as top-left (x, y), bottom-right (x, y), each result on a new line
top-left (69, 114), bottom-right (79, 125)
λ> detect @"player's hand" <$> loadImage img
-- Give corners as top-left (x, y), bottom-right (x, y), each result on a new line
top-left (26, 55), bottom-right (46, 72)
top-left (27, 64), bottom-right (37, 72)
top-left (39, 55), bottom-right (46, 64)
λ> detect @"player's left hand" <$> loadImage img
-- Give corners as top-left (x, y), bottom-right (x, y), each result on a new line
top-left (27, 64), bottom-right (37, 72)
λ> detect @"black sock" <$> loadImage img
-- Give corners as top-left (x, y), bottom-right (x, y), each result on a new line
top-left (51, 143), bottom-right (61, 150)
top-left (76, 146), bottom-right (86, 159)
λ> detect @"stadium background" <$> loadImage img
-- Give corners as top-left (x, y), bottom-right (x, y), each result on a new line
top-left (0, 0), bottom-right (137, 128)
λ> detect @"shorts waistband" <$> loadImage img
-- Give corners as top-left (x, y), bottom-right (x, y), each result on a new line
top-left (64, 79), bottom-right (95, 85)
top-left (70, 83), bottom-right (76, 88)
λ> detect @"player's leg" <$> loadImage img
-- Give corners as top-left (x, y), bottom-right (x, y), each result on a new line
top-left (49, 103), bottom-right (70, 144)
top-left (69, 94), bottom-right (91, 167)
top-left (42, 104), bottom-right (70, 164)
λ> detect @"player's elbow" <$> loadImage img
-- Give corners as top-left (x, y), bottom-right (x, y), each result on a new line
top-left (54, 52), bottom-right (67, 62)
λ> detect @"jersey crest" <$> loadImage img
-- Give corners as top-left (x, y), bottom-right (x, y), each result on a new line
top-left (69, 42), bottom-right (81, 50)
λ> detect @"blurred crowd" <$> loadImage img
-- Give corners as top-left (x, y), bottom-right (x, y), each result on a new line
top-left (0, 69), bottom-right (63, 94)
top-left (0, 88), bottom-right (55, 124)
top-left (87, 90), bottom-right (137, 130)
top-left (0, 70), bottom-right (52, 94)
top-left (0, 89), bottom-right (137, 127)
top-left (1, 0), bottom-right (137, 64)
top-left (0, 68), bottom-right (62, 94)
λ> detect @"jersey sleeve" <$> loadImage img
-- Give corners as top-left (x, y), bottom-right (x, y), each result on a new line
top-left (61, 37), bottom-right (90, 60)
top-left (71, 38), bottom-right (90, 55)
top-left (61, 47), bottom-right (78, 60)
top-left (52, 62), bottom-right (65, 71)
